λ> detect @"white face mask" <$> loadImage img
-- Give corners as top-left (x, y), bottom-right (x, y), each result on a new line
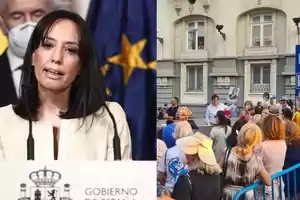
top-left (8, 21), bottom-right (37, 58)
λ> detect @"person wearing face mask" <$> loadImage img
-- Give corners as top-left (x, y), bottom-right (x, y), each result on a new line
top-left (0, 0), bottom-right (53, 107)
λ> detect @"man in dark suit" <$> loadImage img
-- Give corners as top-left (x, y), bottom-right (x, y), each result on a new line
top-left (0, 0), bottom-right (53, 107)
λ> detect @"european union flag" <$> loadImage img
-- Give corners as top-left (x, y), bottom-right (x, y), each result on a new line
top-left (86, 0), bottom-right (157, 160)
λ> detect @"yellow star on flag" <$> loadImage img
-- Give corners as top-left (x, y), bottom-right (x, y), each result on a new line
top-left (106, 88), bottom-right (112, 96)
top-left (100, 64), bottom-right (112, 96)
top-left (148, 61), bottom-right (157, 70)
top-left (108, 34), bottom-right (148, 84)
top-left (100, 64), bottom-right (110, 76)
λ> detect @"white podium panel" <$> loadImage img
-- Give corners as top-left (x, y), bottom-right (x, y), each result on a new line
top-left (0, 161), bottom-right (156, 200)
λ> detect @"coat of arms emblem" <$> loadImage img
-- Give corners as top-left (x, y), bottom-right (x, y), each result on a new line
top-left (18, 166), bottom-right (72, 200)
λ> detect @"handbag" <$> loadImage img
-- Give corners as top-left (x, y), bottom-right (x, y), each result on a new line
top-left (170, 173), bottom-right (193, 200)
top-left (220, 147), bottom-right (232, 199)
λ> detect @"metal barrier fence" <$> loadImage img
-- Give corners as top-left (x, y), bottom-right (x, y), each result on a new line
top-left (233, 163), bottom-right (300, 200)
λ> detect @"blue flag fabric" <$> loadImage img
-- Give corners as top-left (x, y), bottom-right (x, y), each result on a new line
top-left (86, 0), bottom-right (157, 160)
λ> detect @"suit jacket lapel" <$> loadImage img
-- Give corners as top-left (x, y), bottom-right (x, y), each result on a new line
top-left (0, 51), bottom-right (18, 106)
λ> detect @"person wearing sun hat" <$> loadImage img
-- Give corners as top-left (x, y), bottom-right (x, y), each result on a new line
top-left (268, 105), bottom-right (280, 116)
top-left (171, 132), bottom-right (222, 200)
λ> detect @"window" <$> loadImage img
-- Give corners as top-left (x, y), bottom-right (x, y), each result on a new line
top-left (187, 21), bottom-right (205, 50)
top-left (186, 65), bottom-right (203, 92)
top-left (250, 63), bottom-right (270, 93)
top-left (251, 14), bottom-right (273, 47)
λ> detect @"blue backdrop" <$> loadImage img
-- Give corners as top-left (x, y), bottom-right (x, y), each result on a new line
top-left (295, 45), bottom-right (300, 104)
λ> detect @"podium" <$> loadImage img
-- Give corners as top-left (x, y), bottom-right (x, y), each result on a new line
top-left (0, 161), bottom-right (156, 200)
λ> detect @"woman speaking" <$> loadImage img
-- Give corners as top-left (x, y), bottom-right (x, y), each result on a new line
top-left (0, 10), bottom-right (131, 161)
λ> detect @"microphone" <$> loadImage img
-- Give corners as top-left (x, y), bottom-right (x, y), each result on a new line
top-left (22, 85), bottom-right (34, 160)
top-left (22, 86), bottom-right (120, 160)
top-left (104, 103), bottom-right (121, 160)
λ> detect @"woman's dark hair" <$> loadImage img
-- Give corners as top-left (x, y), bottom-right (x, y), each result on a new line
top-left (244, 101), bottom-right (253, 109)
top-left (211, 94), bottom-right (219, 100)
top-left (227, 118), bottom-right (231, 126)
top-left (226, 118), bottom-right (247, 148)
top-left (157, 128), bottom-right (163, 140)
top-left (254, 106), bottom-right (263, 115)
top-left (216, 110), bottom-right (230, 133)
top-left (172, 97), bottom-right (179, 103)
top-left (282, 108), bottom-right (293, 121)
top-left (13, 10), bottom-right (106, 122)
top-left (287, 99), bottom-right (294, 110)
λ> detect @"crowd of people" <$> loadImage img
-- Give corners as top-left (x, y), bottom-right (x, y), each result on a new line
top-left (157, 94), bottom-right (300, 200)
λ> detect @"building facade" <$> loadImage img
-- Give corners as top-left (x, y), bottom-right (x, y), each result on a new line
top-left (157, 0), bottom-right (299, 117)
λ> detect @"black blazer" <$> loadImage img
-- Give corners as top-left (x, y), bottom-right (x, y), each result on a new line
top-left (0, 50), bottom-right (18, 107)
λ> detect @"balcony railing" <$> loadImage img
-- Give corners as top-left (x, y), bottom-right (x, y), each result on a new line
top-left (251, 83), bottom-right (270, 93)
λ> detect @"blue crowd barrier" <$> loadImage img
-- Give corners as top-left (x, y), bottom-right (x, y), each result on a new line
top-left (233, 163), bottom-right (300, 200)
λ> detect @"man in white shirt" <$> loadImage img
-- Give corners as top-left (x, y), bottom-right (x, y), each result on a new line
top-left (205, 94), bottom-right (227, 126)
top-left (0, 0), bottom-right (54, 107)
